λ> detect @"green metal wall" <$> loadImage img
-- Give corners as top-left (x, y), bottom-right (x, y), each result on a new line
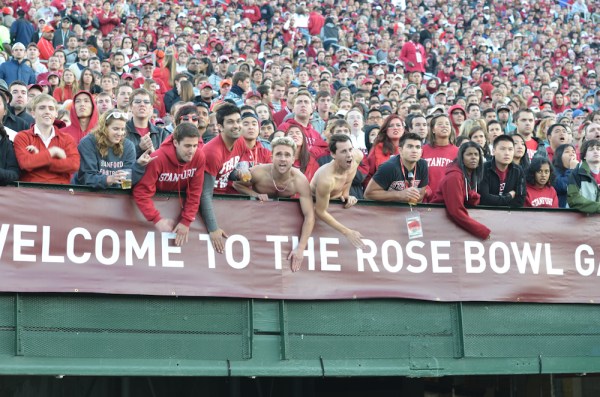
top-left (1, 293), bottom-right (600, 377)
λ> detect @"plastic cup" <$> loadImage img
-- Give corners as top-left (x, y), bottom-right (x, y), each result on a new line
top-left (121, 169), bottom-right (132, 189)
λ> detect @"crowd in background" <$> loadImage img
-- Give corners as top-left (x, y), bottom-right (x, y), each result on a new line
top-left (0, 0), bottom-right (599, 241)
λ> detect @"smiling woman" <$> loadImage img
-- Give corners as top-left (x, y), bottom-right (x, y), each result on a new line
top-left (74, 109), bottom-right (147, 189)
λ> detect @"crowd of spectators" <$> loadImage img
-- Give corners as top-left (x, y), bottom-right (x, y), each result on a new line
top-left (0, 0), bottom-right (599, 246)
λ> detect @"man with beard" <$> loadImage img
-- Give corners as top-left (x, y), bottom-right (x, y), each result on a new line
top-left (197, 82), bottom-right (214, 109)
top-left (569, 89), bottom-right (583, 111)
top-left (68, 45), bottom-right (91, 80)
top-left (233, 136), bottom-right (314, 271)
top-left (9, 81), bottom-right (34, 126)
top-left (310, 134), bottom-right (365, 249)
top-left (200, 103), bottom-right (247, 254)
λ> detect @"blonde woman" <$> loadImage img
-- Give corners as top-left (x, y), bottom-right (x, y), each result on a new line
top-left (75, 109), bottom-right (152, 188)
top-left (52, 69), bottom-right (79, 103)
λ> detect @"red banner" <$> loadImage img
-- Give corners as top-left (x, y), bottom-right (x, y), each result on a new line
top-left (1, 187), bottom-right (599, 303)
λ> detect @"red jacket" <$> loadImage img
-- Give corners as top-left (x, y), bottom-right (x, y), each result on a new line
top-left (96, 12), bottom-right (120, 36)
top-left (399, 41), bottom-right (426, 73)
top-left (53, 84), bottom-right (75, 103)
top-left (278, 118), bottom-right (328, 159)
top-left (62, 91), bottom-right (99, 144)
top-left (242, 5), bottom-right (261, 23)
top-left (13, 123), bottom-right (80, 184)
top-left (237, 139), bottom-right (272, 165)
top-left (133, 135), bottom-right (206, 227)
top-left (308, 11), bottom-right (325, 35)
top-left (38, 37), bottom-right (54, 61)
top-left (430, 162), bottom-right (491, 240)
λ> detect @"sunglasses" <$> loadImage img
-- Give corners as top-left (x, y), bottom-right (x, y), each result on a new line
top-left (180, 115), bottom-right (199, 122)
top-left (106, 111), bottom-right (127, 121)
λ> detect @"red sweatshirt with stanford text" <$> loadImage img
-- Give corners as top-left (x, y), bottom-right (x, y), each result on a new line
top-left (133, 135), bottom-right (205, 226)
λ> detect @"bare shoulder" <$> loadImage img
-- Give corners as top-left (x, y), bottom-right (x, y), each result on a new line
top-left (251, 164), bottom-right (271, 178)
top-left (353, 148), bottom-right (364, 163)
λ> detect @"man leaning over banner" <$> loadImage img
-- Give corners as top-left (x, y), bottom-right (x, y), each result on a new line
top-left (310, 134), bottom-right (366, 249)
top-left (232, 136), bottom-right (314, 272)
top-left (133, 123), bottom-right (205, 247)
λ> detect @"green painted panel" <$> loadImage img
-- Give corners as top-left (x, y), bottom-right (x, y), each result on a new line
top-left (1, 295), bottom-right (600, 376)
top-left (16, 294), bottom-right (251, 360)
top-left (462, 303), bottom-right (600, 358)
top-left (0, 295), bottom-right (14, 327)
top-left (284, 300), bottom-right (457, 360)
top-left (464, 336), bottom-right (600, 358)
top-left (20, 295), bottom-right (246, 333)
top-left (21, 331), bottom-right (247, 359)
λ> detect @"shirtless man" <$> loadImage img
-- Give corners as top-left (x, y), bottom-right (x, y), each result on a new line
top-left (310, 134), bottom-right (366, 249)
top-left (233, 136), bottom-right (315, 272)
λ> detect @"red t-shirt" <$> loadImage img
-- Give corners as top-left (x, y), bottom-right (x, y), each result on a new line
top-left (495, 165), bottom-right (508, 194)
top-left (422, 144), bottom-right (459, 201)
top-left (136, 126), bottom-right (150, 137)
top-left (525, 138), bottom-right (538, 160)
top-left (592, 170), bottom-right (600, 188)
top-left (202, 135), bottom-right (248, 194)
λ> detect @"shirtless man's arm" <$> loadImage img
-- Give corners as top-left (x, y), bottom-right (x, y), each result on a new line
top-left (314, 174), bottom-right (366, 249)
top-left (339, 149), bottom-right (363, 208)
top-left (233, 167), bottom-right (269, 202)
top-left (290, 174), bottom-right (315, 272)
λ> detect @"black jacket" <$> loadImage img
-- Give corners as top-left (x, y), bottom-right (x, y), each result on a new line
top-left (164, 89), bottom-right (180, 114)
top-left (125, 119), bottom-right (171, 159)
top-left (0, 134), bottom-right (19, 184)
top-left (3, 110), bottom-right (29, 132)
top-left (479, 159), bottom-right (526, 207)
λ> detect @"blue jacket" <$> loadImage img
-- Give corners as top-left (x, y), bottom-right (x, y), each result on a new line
top-left (0, 58), bottom-right (36, 85)
top-left (9, 18), bottom-right (34, 46)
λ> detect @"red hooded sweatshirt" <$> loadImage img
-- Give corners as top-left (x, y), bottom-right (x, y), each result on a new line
top-left (63, 91), bottom-right (100, 145)
top-left (448, 104), bottom-right (466, 137)
top-left (430, 162), bottom-right (491, 240)
top-left (278, 118), bottom-right (328, 159)
top-left (133, 135), bottom-right (206, 227)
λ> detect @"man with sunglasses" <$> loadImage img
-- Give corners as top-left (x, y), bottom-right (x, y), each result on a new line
top-left (125, 88), bottom-right (170, 159)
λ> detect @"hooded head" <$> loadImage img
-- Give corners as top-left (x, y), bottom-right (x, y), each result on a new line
top-left (69, 91), bottom-right (99, 134)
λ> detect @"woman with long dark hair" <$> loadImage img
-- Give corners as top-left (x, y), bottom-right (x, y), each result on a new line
top-left (284, 123), bottom-right (319, 182)
top-left (552, 143), bottom-right (578, 208)
top-left (367, 114), bottom-right (403, 176)
top-left (524, 157), bottom-right (559, 208)
top-left (78, 67), bottom-right (101, 95)
top-left (430, 142), bottom-right (490, 240)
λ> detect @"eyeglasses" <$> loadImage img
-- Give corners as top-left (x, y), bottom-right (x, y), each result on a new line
top-left (180, 115), bottom-right (199, 122)
top-left (133, 99), bottom-right (152, 105)
top-left (106, 111), bottom-right (127, 121)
